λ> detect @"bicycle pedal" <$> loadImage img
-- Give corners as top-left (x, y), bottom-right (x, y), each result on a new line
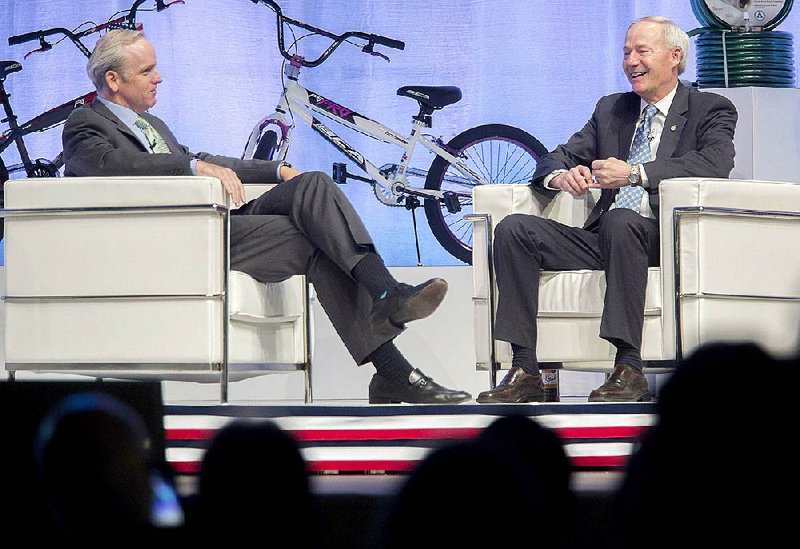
top-left (332, 162), bottom-right (348, 184)
top-left (442, 191), bottom-right (462, 214)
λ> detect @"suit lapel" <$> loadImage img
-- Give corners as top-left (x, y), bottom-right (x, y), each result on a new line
top-left (616, 92), bottom-right (641, 160)
top-left (88, 100), bottom-right (150, 152)
top-left (657, 84), bottom-right (689, 159)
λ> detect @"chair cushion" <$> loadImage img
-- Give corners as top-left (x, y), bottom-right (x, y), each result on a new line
top-left (538, 267), bottom-right (661, 317)
top-left (228, 271), bottom-right (305, 323)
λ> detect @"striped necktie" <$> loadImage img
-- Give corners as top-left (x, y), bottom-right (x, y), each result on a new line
top-left (134, 116), bottom-right (171, 154)
top-left (615, 104), bottom-right (658, 212)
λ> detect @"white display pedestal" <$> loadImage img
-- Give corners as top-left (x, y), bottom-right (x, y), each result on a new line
top-left (709, 87), bottom-right (800, 183)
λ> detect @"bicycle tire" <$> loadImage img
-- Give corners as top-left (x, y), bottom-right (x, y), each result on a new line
top-left (1, 157), bottom-right (7, 240)
top-left (253, 130), bottom-right (279, 161)
top-left (424, 123), bottom-right (548, 264)
top-left (0, 156), bottom-right (8, 185)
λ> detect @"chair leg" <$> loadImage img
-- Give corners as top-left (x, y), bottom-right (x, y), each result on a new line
top-left (304, 366), bottom-right (313, 404)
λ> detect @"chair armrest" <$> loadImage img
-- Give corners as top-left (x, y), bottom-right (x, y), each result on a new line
top-left (472, 184), bottom-right (599, 228)
top-left (659, 177), bottom-right (800, 357)
top-left (4, 176), bottom-right (228, 209)
top-left (3, 176), bottom-right (230, 297)
top-left (242, 183), bottom-right (278, 205)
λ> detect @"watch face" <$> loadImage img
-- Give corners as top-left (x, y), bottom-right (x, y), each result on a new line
top-left (693, 0), bottom-right (793, 30)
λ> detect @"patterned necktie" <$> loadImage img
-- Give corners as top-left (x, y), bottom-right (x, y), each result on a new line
top-left (615, 104), bottom-right (658, 212)
top-left (134, 116), bottom-right (171, 153)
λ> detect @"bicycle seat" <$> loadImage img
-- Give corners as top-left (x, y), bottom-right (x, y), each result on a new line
top-left (397, 86), bottom-right (462, 110)
top-left (1, 60), bottom-right (23, 80)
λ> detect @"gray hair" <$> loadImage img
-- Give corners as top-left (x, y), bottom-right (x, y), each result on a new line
top-left (86, 29), bottom-right (146, 90)
top-left (629, 16), bottom-right (690, 75)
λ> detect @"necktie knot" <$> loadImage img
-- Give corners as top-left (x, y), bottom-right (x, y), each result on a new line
top-left (134, 116), bottom-right (171, 154)
top-left (642, 103), bottom-right (658, 122)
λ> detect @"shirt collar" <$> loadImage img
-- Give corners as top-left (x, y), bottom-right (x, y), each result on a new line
top-left (641, 82), bottom-right (678, 117)
top-left (97, 95), bottom-right (141, 128)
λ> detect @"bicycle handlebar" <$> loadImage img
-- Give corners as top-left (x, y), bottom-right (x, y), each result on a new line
top-left (251, 0), bottom-right (405, 68)
top-left (7, 0), bottom-right (182, 57)
top-left (7, 31), bottom-right (40, 46)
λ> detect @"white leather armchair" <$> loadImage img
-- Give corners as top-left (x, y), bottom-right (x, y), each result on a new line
top-left (470, 178), bottom-right (800, 388)
top-left (1, 176), bottom-right (312, 403)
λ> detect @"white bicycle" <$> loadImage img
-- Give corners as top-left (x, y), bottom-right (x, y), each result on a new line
top-left (242, 0), bottom-right (547, 264)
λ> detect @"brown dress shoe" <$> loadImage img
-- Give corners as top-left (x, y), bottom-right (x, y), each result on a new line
top-left (476, 366), bottom-right (545, 403)
top-left (588, 363), bottom-right (651, 402)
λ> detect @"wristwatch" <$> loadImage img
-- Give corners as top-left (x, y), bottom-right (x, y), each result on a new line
top-left (627, 164), bottom-right (642, 186)
top-left (278, 160), bottom-right (293, 181)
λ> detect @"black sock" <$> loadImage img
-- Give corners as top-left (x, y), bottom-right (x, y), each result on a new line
top-left (614, 345), bottom-right (643, 371)
top-left (352, 253), bottom-right (398, 301)
top-left (368, 341), bottom-right (414, 383)
top-left (511, 343), bottom-right (540, 376)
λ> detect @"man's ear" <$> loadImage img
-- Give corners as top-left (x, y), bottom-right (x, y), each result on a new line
top-left (105, 70), bottom-right (120, 93)
top-left (671, 48), bottom-right (682, 71)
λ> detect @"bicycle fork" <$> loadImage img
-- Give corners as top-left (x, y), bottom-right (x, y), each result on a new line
top-left (0, 81), bottom-right (35, 178)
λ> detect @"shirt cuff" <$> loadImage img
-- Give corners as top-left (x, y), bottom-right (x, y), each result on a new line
top-left (543, 169), bottom-right (567, 190)
top-left (190, 158), bottom-right (197, 176)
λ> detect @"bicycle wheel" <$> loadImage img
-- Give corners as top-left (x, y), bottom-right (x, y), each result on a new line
top-left (1, 157), bottom-right (7, 240)
top-left (0, 157), bottom-right (8, 186)
top-left (424, 123), bottom-right (547, 264)
top-left (253, 130), bottom-right (279, 161)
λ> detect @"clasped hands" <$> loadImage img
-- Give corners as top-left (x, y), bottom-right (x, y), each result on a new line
top-left (551, 157), bottom-right (633, 197)
top-left (196, 160), bottom-right (302, 207)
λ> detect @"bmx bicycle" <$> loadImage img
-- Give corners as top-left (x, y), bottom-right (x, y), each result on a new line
top-left (242, 0), bottom-right (547, 264)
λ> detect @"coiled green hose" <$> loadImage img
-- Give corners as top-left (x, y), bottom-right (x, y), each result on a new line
top-left (688, 1), bottom-right (796, 88)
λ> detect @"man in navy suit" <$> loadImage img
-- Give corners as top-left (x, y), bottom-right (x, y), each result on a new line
top-left (62, 29), bottom-right (471, 405)
top-left (478, 16), bottom-right (737, 403)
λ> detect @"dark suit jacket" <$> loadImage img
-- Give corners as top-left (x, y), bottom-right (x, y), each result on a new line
top-left (530, 84), bottom-right (738, 228)
top-left (62, 100), bottom-right (281, 183)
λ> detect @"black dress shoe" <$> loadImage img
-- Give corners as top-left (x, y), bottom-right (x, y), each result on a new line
top-left (588, 363), bottom-right (651, 402)
top-left (370, 278), bottom-right (448, 329)
top-left (476, 366), bottom-right (545, 403)
top-left (368, 369), bottom-right (472, 404)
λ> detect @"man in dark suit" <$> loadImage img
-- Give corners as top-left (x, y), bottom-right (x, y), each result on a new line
top-left (477, 16), bottom-right (737, 403)
top-left (62, 29), bottom-right (471, 405)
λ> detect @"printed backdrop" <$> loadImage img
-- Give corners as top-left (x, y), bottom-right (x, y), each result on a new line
top-left (2, 0), bottom-right (798, 265)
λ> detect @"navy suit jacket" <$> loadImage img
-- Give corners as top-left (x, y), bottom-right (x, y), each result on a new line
top-left (530, 84), bottom-right (738, 228)
top-left (62, 100), bottom-right (281, 183)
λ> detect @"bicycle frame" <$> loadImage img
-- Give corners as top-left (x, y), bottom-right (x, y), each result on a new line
top-left (243, 62), bottom-right (482, 206)
top-left (0, 87), bottom-right (97, 176)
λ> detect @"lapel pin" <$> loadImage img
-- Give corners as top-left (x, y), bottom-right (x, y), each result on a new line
top-left (670, 125), bottom-right (677, 131)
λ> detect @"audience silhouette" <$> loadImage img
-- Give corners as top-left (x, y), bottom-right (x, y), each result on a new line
top-left (379, 414), bottom-right (574, 549)
top-left (32, 391), bottom-right (183, 545)
top-left (609, 341), bottom-right (796, 548)
top-left (12, 340), bottom-right (797, 548)
top-left (183, 419), bottom-right (321, 548)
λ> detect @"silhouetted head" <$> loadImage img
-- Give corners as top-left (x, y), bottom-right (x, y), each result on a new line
top-left (381, 435), bottom-right (569, 549)
top-left (192, 420), bottom-right (318, 546)
top-left (33, 392), bottom-right (157, 537)
top-left (612, 342), bottom-right (796, 548)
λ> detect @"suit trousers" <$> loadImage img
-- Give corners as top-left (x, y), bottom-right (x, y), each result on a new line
top-left (493, 207), bottom-right (660, 355)
top-left (230, 171), bottom-right (403, 364)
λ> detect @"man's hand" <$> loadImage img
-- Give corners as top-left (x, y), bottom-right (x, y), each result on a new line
top-left (551, 165), bottom-right (592, 196)
top-left (590, 157), bottom-right (632, 188)
top-left (196, 160), bottom-right (246, 206)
